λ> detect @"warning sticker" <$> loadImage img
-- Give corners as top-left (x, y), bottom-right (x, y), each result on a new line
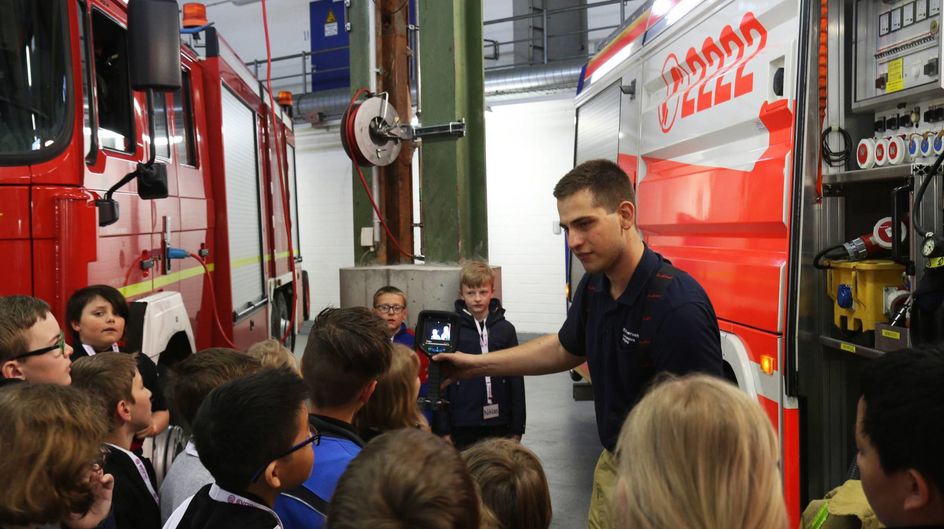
top-left (887, 58), bottom-right (905, 93)
top-left (325, 8), bottom-right (339, 36)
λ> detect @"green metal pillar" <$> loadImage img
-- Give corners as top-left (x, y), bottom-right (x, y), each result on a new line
top-left (348, 0), bottom-right (378, 264)
top-left (418, 0), bottom-right (488, 262)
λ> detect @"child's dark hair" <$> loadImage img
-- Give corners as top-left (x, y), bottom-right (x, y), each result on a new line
top-left (192, 367), bottom-right (308, 490)
top-left (860, 344), bottom-right (944, 490)
top-left (66, 285), bottom-right (129, 343)
top-left (168, 348), bottom-right (262, 432)
top-left (301, 307), bottom-right (392, 408)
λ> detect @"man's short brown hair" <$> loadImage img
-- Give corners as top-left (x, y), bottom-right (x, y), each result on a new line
top-left (301, 307), bottom-right (392, 408)
top-left (460, 261), bottom-right (494, 289)
top-left (372, 286), bottom-right (407, 308)
top-left (553, 159), bottom-right (635, 212)
top-left (327, 429), bottom-right (480, 529)
top-left (70, 352), bottom-right (138, 429)
top-left (168, 348), bottom-right (262, 431)
top-left (0, 296), bottom-right (51, 362)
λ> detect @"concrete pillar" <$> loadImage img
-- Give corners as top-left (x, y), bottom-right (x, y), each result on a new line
top-left (417, 0), bottom-right (488, 262)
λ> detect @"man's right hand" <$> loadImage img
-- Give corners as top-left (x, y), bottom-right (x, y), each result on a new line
top-left (433, 351), bottom-right (481, 387)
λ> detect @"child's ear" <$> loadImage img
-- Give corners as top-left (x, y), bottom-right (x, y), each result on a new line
top-left (262, 460), bottom-right (281, 490)
top-left (1, 360), bottom-right (25, 380)
top-left (903, 468), bottom-right (933, 511)
top-left (71, 321), bottom-right (82, 332)
top-left (116, 399), bottom-right (132, 423)
top-left (360, 379), bottom-right (379, 405)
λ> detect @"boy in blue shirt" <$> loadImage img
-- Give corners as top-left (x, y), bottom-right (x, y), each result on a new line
top-left (444, 262), bottom-right (526, 450)
top-left (274, 307), bottom-right (392, 529)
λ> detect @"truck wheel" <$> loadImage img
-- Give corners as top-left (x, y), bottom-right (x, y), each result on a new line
top-left (271, 292), bottom-right (292, 347)
top-left (302, 270), bottom-right (311, 321)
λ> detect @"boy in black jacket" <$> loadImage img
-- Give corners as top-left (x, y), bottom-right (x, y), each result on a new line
top-left (163, 368), bottom-right (315, 529)
top-left (70, 353), bottom-right (159, 529)
top-left (445, 261), bottom-right (526, 450)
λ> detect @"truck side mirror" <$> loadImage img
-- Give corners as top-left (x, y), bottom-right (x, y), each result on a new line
top-left (96, 163), bottom-right (169, 227)
top-left (128, 0), bottom-right (181, 90)
top-left (137, 163), bottom-right (169, 200)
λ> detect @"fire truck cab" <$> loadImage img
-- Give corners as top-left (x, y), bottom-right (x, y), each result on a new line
top-left (0, 0), bottom-right (305, 362)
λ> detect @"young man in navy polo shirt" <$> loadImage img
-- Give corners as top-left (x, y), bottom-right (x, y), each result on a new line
top-left (436, 159), bottom-right (723, 529)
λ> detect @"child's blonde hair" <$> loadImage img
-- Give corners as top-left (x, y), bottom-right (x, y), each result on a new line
top-left (460, 261), bottom-right (493, 289)
top-left (353, 344), bottom-right (427, 437)
top-left (613, 375), bottom-right (787, 529)
top-left (462, 438), bottom-right (552, 529)
top-left (246, 339), bottom-right (299, 374)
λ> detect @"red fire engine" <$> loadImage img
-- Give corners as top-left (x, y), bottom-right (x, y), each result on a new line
top-left (572, 0), bottom-right (944, 524)
top-left (0, 0), bottom-right (306, 361)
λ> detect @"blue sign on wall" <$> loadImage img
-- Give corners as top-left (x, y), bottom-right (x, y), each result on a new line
top-left (309, 0), bottom-right (417, 92)
top-left (309, 0), bottom-right (349, 91)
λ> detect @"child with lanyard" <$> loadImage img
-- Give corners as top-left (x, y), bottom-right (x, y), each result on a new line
top-left (163, 368), bottom-right (315, 529)
top-left (71, 352), bottom-right (160, 529)
top-left (66, 285), bottom-right (170, 444)
top-left (443, 261), bottom-right (526, 449)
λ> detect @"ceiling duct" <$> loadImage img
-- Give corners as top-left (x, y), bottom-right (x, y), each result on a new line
top-left (294, 59), bottom-right (584, 122)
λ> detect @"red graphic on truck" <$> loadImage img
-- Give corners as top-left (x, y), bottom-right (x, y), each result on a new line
top-left (658, 12), bottom-right (768, 133)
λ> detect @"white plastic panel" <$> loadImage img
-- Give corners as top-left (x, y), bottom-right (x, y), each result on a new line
top-left (287, 144), bottom-right (301, 256)
top-left (221, 86), bottom-right (266, 311)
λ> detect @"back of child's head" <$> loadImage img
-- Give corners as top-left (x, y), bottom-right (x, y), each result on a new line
top-left (192, 367), bottom-right (308, 491)
top-left (460, 261), bottom-right (493, 289)
top-left (327, 428), bottom-right (480, 529)
top-left (353, 344), bottom-right (422, 437)
top-left (301, 307), bottom-right (392, 409)
top-left (70, 352), bottom-right (137, 428)
top-left (860, 344), bottom-right (944, 494)
top-left (66, 285), bottom-right (129, 342)
top-left (372, 285), bottom-right (407, 307)
top-left (169, 347), bottom-right (262, 431)
top-left (462, 439), bottom-right (552, 529)
top-left (0, 383), bottom-right (108, 526)
top-left (614, 374), bottom-right (786, 529)
top-left (0, 295), bottom-right (51, 361)
top-left (246, 339), bottom-right (299, 373)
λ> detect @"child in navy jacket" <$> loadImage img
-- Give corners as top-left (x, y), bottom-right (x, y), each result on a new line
top-left (444, 262), bottom-right (526, 450)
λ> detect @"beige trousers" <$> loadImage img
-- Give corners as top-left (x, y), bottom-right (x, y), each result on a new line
top-left (588, 449), bottom-right (618, 529)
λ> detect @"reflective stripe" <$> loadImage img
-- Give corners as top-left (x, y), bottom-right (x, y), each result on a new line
top-left (810, 503), bottom-right (830, 529)
top-left (119, 263), bottom-right (216, 298)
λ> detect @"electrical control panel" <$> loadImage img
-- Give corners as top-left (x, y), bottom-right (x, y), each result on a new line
top-left (853, 0), bottom-right (944, 110)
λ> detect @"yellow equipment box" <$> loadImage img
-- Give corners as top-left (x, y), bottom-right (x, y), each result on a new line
top-left (826, 260), bottom-right (905, 332)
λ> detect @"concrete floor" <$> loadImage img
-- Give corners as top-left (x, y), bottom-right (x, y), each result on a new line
top-left (293, 325), bottom-right (600, 529)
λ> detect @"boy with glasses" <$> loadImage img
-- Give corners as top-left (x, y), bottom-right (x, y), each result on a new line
top-left (0, 295), bottom-right (73, 386)
top-left (372, 286), bottom-right (415, 348)
top-left (159, 348), bottom-right (263, 523)
top-left (274, 307), bottom-right (392, 529)
top-left (163, 367), bottom-right (314, 529)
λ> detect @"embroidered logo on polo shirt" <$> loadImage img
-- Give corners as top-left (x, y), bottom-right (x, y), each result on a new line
top-left (622, 327), bottom-right (639, 345)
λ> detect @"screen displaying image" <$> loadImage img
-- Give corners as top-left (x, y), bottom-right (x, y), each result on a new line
top-left (421, 319), bottom-right (453, 354)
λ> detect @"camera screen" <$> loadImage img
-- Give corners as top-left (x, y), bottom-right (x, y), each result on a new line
top-left (421, 319), bottom-right (453, 354)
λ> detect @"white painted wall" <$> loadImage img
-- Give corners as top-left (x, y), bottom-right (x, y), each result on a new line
top-left (294, 124), bottom-right (354, 314)
top-left (485, 96), bottom-right (575, 333)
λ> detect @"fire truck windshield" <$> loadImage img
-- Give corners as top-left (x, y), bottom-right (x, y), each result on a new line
top-left (0, 0), bottom-right (71, 161)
